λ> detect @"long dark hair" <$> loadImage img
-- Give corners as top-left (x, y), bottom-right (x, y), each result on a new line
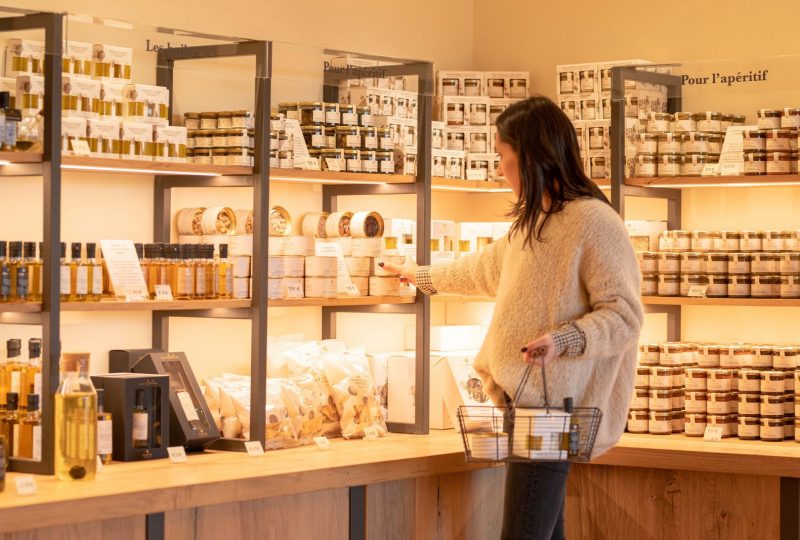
top-left (496, 96), bottom-right (609, 247)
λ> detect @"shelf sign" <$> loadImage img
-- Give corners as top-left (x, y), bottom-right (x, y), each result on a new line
top-left (244, 441), bottom-right (265, 456)
top-left (687, 285), bottom-right (708, 298)
top-left (14, 475), bottom-right (37, 496)
top-left (313, 436), bottom-right (331, 450)
top-left (466, 169), bottom-right (487, 181)
top-left (703, 426), bottom-right (723, 442)
top-left (315, 242), bottom-right (356, 295)
top-left (100, 240), bottom-right (149, 301)
top-left (154, 284), bottom-right (174, 301)
top-left (701, 164), bottom-right (719, 177)
top-left (717, 126), bottom-right (752, 176)
top-left (168, 446), bottom-right (188, 463)
top-left (363, 425), bottom-right (380, 441)
top-left (70, 139), bottom-right (91, 157)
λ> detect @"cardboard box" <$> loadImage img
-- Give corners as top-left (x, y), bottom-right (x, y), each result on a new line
top-left (394, 90), bottom-right (418, 120)
top-left (559, 95), bottom-right (581, 121)
top-left (432, 220), bottom-right (457, 252)
top-left (384, 218), bottom-right (416, 247)
top-left (431, 120), bottom-right (446, 150)
top-left (466, 152), bottom-right (495, 181)
top-left (485, 71), bottom-right (529, 99)
top-left (16, 74), bottom-right (44, 115)
top-left (99, 80), bottom-right (125, 120)
top-left (579, 93), bottom-right (601, 122)
top-left (87, 118), bottom-right (121, 158)
top-left (587, 151), bottom-right (611, 180)
top-left (388, 352), bottom-right (416, 424)
top-left (155, 126), bottom-right (188, 162)
top-left (586, 120), bottom-right (611, 152)
top-left (441, 351), bottom-right (492, 430)
top-left (4, 39), bottom-right (44, 77)
top-left (61, 117), bottom-right (88, 156)
top-left (329, 55), bottom-right (380, 88)
top-left (626, 220), bottom-right (668, 252)
top-left (339, 85), bottom-right (381, 114)
top-left (489, 98), bottom-right (519, 125)
top-left (437, 70), bottom-right (486, 97)
top-left (92, 43), bottom-right (133, 82)
top-left (439, 149), bottom-right (466, 179)
top-left (62, 75), bottom-right (101, 119)
top-left (109, 348), bottom-right (161, 373)
top-left (64, 41), bottom-right (93, 76)
top-left (440, 96), bottom-right (491, 126)
top-left (123, 84), bottom-right (170, 126)
top-left (121, 121), bottom-right (154, 160)
top-left (457, 222), bottom-right (494, 253)
top-left (572, 120), bottom-right (587, 154)
top-left (555, 63), bottom-right (597, 95)
top-left (374, 115), bottom-right (418, 149)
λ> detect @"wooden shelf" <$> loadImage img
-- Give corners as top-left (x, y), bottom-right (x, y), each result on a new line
top-left (627, 174), bottom-right (800, 188)
top-left (0, 302), bottom-right (42, 312)
top-left (0, 151), bottom-right (43, 163)
top-left (61, 155), bottom-right (253, 176)
top-left (269, 295), bottom-right (415, 307)
top-left (642, 295), bottom-right (800, 307)
top-left (431, 177), bottom-right (511, 192)
top-left (270, 168), bottom-right (414, 185)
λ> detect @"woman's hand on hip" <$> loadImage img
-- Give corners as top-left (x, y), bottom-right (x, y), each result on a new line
top-left (521, 334), bottom-right (556, 366)
top-left (378, 257), bottom-right (419, 285)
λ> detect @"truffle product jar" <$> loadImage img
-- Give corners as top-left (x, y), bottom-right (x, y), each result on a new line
top-left (740, 231), bottom-right (764, 252)
top-left (697, 344), bottom-right (721, 368)
top-left (706, 132), bottom-right (724, 154)
top-left (639, 343), bottom-right (661, 366)
top-left (673, 112), bottom-right (697, 132)
top-left (216, 111), bottom-right (233, 129)
top-left (742, 129), bottom-right (767, 151)
top-left (657, 153), bottom-right (682, 177)
top-left (764, 231), bottom-right (789, 252)
top-left (324, 102), bottom-right (339, 125)
top-left (630, 388), bottom-right (650, 410)
top-left (447, 130), bottom-right (465, 151)
top-left (336, 126), bottom-right (361, 149)
top-left (743, 151), bottom-right (767, 175)
top-left (325, 126), bottom-right (337, 148)
top-left (657, 132), bottom-right (684, 154)
top-left (684, 392), bottom-right (707, 414)
top-left (672, 230), bottom-right (692, 251)
top-left (706, 415), bottom-right (736, 438)
top-left (684, 414), bottom-right (707, 437)
top-left (635, 154), bottom-right (657, 177)
top-left (729, 275), bottom-right (752, 298)
top-left (658, 252), bottom-right (681, 273)
top-left (579, 70), bottom-right (595, 93)
top-left (470, 131), bottom-right (488, 153)
top-left (199, 112), bottom-right (218, 129)
top-left (694, 111), bottom-right (722, 132)
top-left (560, 100), bottom-right (578, 121)
top-left (357, 106), bottom-right (373, 128)
top-left (211, 129), bottom-right (228, 148)
top-left (765, 129), bottom-right (793, 152)
top-left (193, 130), bottom-right (212, 149)
top-left (719, 345), bottom-right (741, 369)
top-left (377, 129), bottom-right (394, 151)
top-left (683, 132), bottom-right (710, 154)
top-left (641, 273), bottom-right (658, 296)
top-left (781, 108), bottom-right (800, 129)
top-left (227, 128), bottom-right (249, 147)
top-left (359, 126), bottom-right (378, 151)
top-left (704, 253), bottom-right (730, 275)
top-left (760, 417), bottom-right (785, 442)
top-left (647, 112), bottom-right (673, 134)
top-left (627, 411), bottom-right (649, 434)
top-left (761, 371), bottom-right (787, 395)
top-left (707, 392), bottom-right (736, 415)
top-left (470, 102), bottom-right (488, 125)
top-left (738, 416), bottom-right (761, 440)
top-left (648, 411), bottom-right (672, 435)
top-left (753, 252), bottom-right (780, 273)
top-left (659, 343), bottom-right (684, 367)
top-left (589, 156), bottom-right (607, 180)
top-left (302, 125), bottom-right (325, 149)
top-left (685, 368), bottom-right (707, 391)
top-left (634, 366), bottom-right (650, 388)
top-left (735, 345), bottom-right (756, 368)
top-left (715, 230), bottom-right (741, 252)
top-left (278, 102), bottom-right (299, 121)
top-left (738, 370), bottom-right (763, 393)
top-left (680, 252), bottom-right (705, 274)
top-left (640, 251), bottom-right (660, 273)
top-left (446, 101), bottom-right (465, 125)
top-left (773, 346), bottom-right (799, 370)
top-left (681, 153), bottom-right (708, 176)
top-left (624, 96), bottom-right (639, 118)
top-left (343, 149), bottom-right (361, 173)
top-left (649, 367), bottom-right (674, 389)
top-left (376, 151), bottom-right (394, 174)
top-left (657, 274), bottom-right (680, 297)
top-left (339, 104), bottom-right (357, 126)
top-left (184, 112), bottom-right (200, 130)
top-left (671, 410), bottom-right (685, 433)
top-left (780, 274), bottom-right (800, 298)
top-left (487, 77), bottom-right (505, 98)
top-left (706, 369), bottom-right (734, 392)
top-left (636, 133), bottom-right (659, 154)
top-left (691, 230), bottom-right (714, 251)
top-left (707, 275), bottom-right (730, 298)
top-left (680, 274), bottom-right (709, 297)
top-left (757, 108), bottom-right (782, 130)
top-left (752, 274), bottom-right (781, 298)
top-left (766, 151), bottom-right (793, 175)
top-left (648, 389), bottom-right (672, 412)
top-left (588, 125), bottom-right (607, 150)
top-left (298, 102), bottom-right (324, 125)
top-left (751, 345), bottom-right (773, 368)
top-left (780, 253), bottom-right (800, 274)
top-left (728, 253), bottom-right (753, 274)
top-left (738, 393), bottom-right (762, 416)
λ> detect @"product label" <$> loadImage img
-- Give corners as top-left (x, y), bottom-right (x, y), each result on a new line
top-left (10, 370), bottom-right (20, 393)
top-left (59, 265), bottom-right (71, 294)
top-left (177, 391), bottom-right (200, 422)
top-left (91, 264), bottom-right (103, 294)
top-left (311, 134), bottom-right (324, 147)
top-left (364, 136), bottom-right (377, 149)
top-left (1, 267), bottom-right (10, 297)
top-left (363, 160), bottom-right (378, 173)
top-left (97, 419), bottom-right (113, 455)
top-left (342, 112), bottom-right (357, 125)
top-left (325, 111), bottom-right (339, 124)
top-left (379, 137), bottom-right (394, 150)
top-left (380, 160), bottom-right (394, 174)
top-left (404, 133), bottom-right (414, 147)
top-left (70, 139), bottom-right (91, 156)
top-left (312, 110), bottom-right (324, 123)
top-left (32, 425), bottom-right (41, 461)
top-left (470, 111), bottom-right (486, 125)
top-left (132, 411), bottom-right (149, 441)
top-left (76, 266), bottom-right (88, 295)
top-left (195, 267), bottom-right (206, 296)
top-left (346, 135), bottom-right (360, 147)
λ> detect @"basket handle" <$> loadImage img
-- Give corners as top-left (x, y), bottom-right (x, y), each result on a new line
top-left (511, 354), bottom-right (550, 413)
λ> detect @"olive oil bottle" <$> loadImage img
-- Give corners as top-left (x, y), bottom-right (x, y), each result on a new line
top-left (55, 352), bottom-right (97, 481)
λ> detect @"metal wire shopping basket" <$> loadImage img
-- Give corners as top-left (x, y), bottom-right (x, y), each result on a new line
top-left (457, 363), bottom-right (603, 463)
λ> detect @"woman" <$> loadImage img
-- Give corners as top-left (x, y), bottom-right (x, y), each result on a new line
top-left (381, 96), bottom-right (643, 540)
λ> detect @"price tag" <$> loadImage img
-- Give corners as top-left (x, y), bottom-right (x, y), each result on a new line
top-left (124, 284), bottom-right (148, 302)
top-left (168, 446), bottom-right (188, 463)
top-left (313, 436), bottom-right (331, 450)
top-left (96, 455), bottom-right (104, 473)
top-left (719, 162), bottom-right (741, 176)
top-left (244, 441), bottom-right (265, 456)
top-left (688, 285), bottom-right (708, 298)
top-left (344, 283), bottom-right (361, 297)
top-left (14, 476), bottom-right (37, 496)
top-left (302, 157), bottom-right (321, 170)
top-left (703, 426), bottom-right (723, 442)
top-left (363, 426), bottom-right (380, 441)
top-left (701, 164), bottom-right (719, 177)
top-left (70, 139), bottom-right (91, 157)
top-left (154, 284), bottom-right (173, 301)
top-left (286, 284), bottom-right (304, 298)
top-left (466, 169), bottom-right (488, 181)
top-left (325, 158), bottom-right (342, 172)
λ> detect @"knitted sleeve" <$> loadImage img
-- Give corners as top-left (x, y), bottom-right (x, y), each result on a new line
top-left (570, 206), bottom-right (644, 360)
top-left (427, 237), bottom-right (507, 297)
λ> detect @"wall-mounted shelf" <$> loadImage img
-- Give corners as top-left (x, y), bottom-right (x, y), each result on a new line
top-left (627, 174), bottom-right (800, 189)
top-left (0, 151), bottom-right (42, 164)
top-left (431, 178), bottom-right (511, 193)
top-left (642, 296), bottom-right (800, 307)
top-left (271, 169), bottom-right (415, 185)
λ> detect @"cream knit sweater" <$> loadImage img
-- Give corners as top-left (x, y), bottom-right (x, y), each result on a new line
top-left (428, 198), bottom-right (643, 457)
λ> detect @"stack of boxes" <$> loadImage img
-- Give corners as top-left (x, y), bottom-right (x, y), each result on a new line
top-left (434, 70), bottom-right (529, 181)
top-left (556, 60), bottom-right (670, 180)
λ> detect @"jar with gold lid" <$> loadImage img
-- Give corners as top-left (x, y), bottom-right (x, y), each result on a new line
top-left (299, 102), bottom-right (324, 125)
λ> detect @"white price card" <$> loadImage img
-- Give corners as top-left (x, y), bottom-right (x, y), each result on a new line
top-left (168, 446), bottom-right (188, 463)
top-left (363, 426), bottom-right (380, 441)
top-left (718, 162), bottom-right (742, 176)
top-left (96, 455), bottom-right (104, 473)
top-left (701, 164), bottom-right (719, 177)
top-left (325, 158), bottom-right (342, 172)
top-left (703, 426), bottom-right (723, 442)
top-left (466, 169), bottom-right (488, 181)
top-left (154, 284), bottom-right (173, 301)
top-left (70, 139), bottom-right (91, 156)
top-left (313, 436), bottom-right (331, 450)
top-left (124, 284), bottom-right (148, 302)
top-left (344, 283), bottom-right (361, 297)
top-left (100, 240), bottom-right (148, 301)
top-left (286, 284), bottom-right (304, 298)
top-left (687, 285), bottom-right (708, 298)
top-left (302, 157), bottom-right (321, 171)
top-left (15, 476), bottom-right (37, 496)
top-left (244, 441), bottom-right (265, 456)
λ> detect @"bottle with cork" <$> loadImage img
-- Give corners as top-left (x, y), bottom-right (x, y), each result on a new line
top-left (55, 352), bottom-right (97, 481)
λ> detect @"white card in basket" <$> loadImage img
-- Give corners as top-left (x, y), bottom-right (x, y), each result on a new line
top-left (512, 408), bottom-right (571, 460)
top-left (459, 405), bottom-right (505, 432)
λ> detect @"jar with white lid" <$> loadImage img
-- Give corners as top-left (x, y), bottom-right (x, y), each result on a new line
top-left (697, 344), bottom-right (721, 368)
top-left (780, 274), bottom-right (800, 298)
top-left (648, 411), bottom-right (672, 435)
top-left (685, 368), bottom-right (707, 391)
top-left (715, 230), bottom-right (741, 252)
top-left (627, 411), bottom-right (649, 434)
top-left (773, 346), bottom-right (799, 370)
top-left (707, 275), bottom-right (730, 298)
top-left (757, 108), bottom-right (782, 130)
top-left (738, 416), bottom-right (761, 440)
top-left (743, 151), bottom-right (767, 175)
top-left (740, 231), bottom-right (764, 251)
top-left (765, 129), bottom-right (793, 152)
top-left (765, 231), bottom-right (789, 252)
top-left (639, 251), bottom-right (659, 273)
top-left (657, 274), bottom-right (680, 296)
top-left (635, 154), bottom-right (657, 178)
top-left (694, 111), bottom-right (722, 132)
top-left (648, 389), bottom-right (672, 411)
top-left (752, 274), bottom-right (781, 298)
top-left (729, 275), bottom-right (752, 297)
top-left (707, 392), bottom-right (736, 415)
top-left (630, 388), bottom-right (650, 410)
top-left (639, 343), bottom-right (661, 365)
top-left (691, 231), bottom-right (713, 251)
top-left (707, 133), bottom-right (724, 154)
top-left (680, 273), bottom-right (708, 296)
top-left (641, 273), bottom-right (658, 296)
top-left (727, 253), bottom-right (752, 274)
top-left (681, 153), bottom-right (708, 176)
top-left (704, 252), bottom-right (730, 275)
top-left (657, 132), bottom-right (684, 154)
top-left (706, 369), bottom-right (734, 392)
top-left (684, 414), bottom-right (707, 437)
top-left (673, 112), bottom-right (696, 132)
top-left (738, 393), bottom-right (761, 416)
top-left (683, 131), bottom-right (710, 154)
top-left (647, 112), bottom-right (673, 134)
top-left (634, 366), bottom-right (650, 388)
top-left (684, 392), bottom-right (707, 414)
top-left (767, 151), bottom-right (793, 175)
top-left (680, 252), bottom-right (705, 273)
top-left (742, 129), bottom-right (767, 151)
top-left (737, 370), bottom-right (763, 393)
top-left (657, 153), bottom-right (682, 177)
top-left (781, 108), bottom-right (800, 129)
top-left (636, 133), bottom-right (659, 154)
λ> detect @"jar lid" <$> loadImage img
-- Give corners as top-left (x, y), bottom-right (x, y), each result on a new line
top-left (638, 133), bottom-right (659, 140)
top-left (357, 106), bottom-right (370, 113)
top-left (674, 112), bottom-right (694, 119)
top-left (232, 110), bottom-right (249, 115)
top-left (782, 108), bottom-right (800, 115)
top-left (299, 101), bottom-right (324, 107)
top-left (743, 129), bottom-right (766, 138)
top-left (212, 148), bottom-right (227, 155)
top-left (335, 125), bottom-right (358, 132)
top-left (301, 125), bottom-right (323, 132)
top-left (694, 111), bottom-right (721, 120)
top-left (278, 102), bottom-right (298, 109)
top-left (184, 112), bottom-right (200, 119)
top-left (758, 108), bottom-right (781, 117)
top-left (767, 151), bottom-right (794, 160)
top-left (320, 148), bottom-right (341, 157)
top-left (200, 112), bottom-right (219, 118)
top-left (764, 129), bottom-right (793, 138)
top-left (376, 151), bottom-right (393, 157)
top-left (217, 111), bottom-right (233, 117)
top-left (731, 115), bottom-right (746, 122)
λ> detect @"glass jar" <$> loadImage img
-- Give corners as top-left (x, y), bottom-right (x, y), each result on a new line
top-left (680, 273), bottom-right (708, 296)
top-left (641, 273), bottom-right (658, 296)
top-left (184, 112), bottom-right (200, 130)
top-left (231, 110), bottom-right (251, 129)
top-left (780, 274), bottom-right (800, 299)
top-left (211, 147), bottom-right (227, 166)
top-left (716, 230), bottom-right (741, 252)
top-left (707, 133), bottom-right (724, 154)
top-left (705, 253), bottom-right (730, 275)
top-left (682, 132), bottom-right (710, 154)
top-left (447, 130), bottom-right (465, 151)
top-left (740, 231), bottom-right (764, 251)
top-left (657, 153), bottom-right (682, 177)
top-left (447, 101), bottom-right (466, 125)
top-left (707, 275), bottom-right (730, 298)
top-left (780, 253), bottom-right (800, 274)
top-left (441, 78), bottom-right (459, 96)
top-left (302, 125), bottom-right (325, 149)
top-left (279, 150), bottom-right (293, 169)
top-left (361, 150), bottom-right (378, 173)
top-left (357, 106), bottom-right (373, 127)
top-left (340, 104), bottom-right (357, 126)
top-left (673, 112), bottom-right (696, 132)
top-left (590, 155), bottom-right (607, 180)
top-left (464, 78), bottom-right (482, 96)
top-left (680, 252), bottom-right (705, 274)
top-left (377, 128), bottom-right (394, 151)
top-left (336, 125), bottom-right (361, 149)
top-left (681, 153), bottom-right (708, 176)
top-left (743, 151), bottom-right (767, 175)
top-left (657, 132), bottom-right (684, 154)
top-left (360, 126), bottom-right (378, 150)
top-left (765, 129), bottom-right (793, 152)
top-left (324, 102), bottom-right (339, 125)
top-left (469, 102), bottom-right (488, 125)
top-left (199, 112), bottom-right (218, 129)
top-left (217, 111), bottom-right (233, 129)
top-left (227, 128), bottom-right (249, 147)
top-left (752, 274), bottom-right (781, 298)
top-left (657, 274), bottom-right (680, 296)
top-left (757, 108), bottom-right (782, 130)
top-left (376, 150), bottom-right (394, 174)
top-left (640, 251), bottom-right (660, 273)
top-left (658, 252), bottom-right (681, 273)
top-left (728, 252), bottom-right (753, 274)
top-left (211, 129), bottom-right (228, 148)
top-left (299, 102), bottom-right (324, 125)
top-left (278, 102), bottom-right (299, 121)
top-left (470, 131), bottom-right (488, 153)
top-left (647, 112), bottom-right (673, 134)
top-left (636, 133), bottom-right (658, 154)
top-left (635, 153), bottom-right (657, 177)
top-left (691, 231), bottom-right (713, 251)
top-left (194, 147), bottom-right (212, 165)
top-left (694, 111), bottom-right (722, 132)
top-left (324, 126), bottom-right (336, 149)
top-left (320, 148), bottom-right (343, 171)
top-left (343, 149), bottom-right (361, 173)
top-left (766, 151), bottom-right (793, 175)
top-left (193, 129), bottom-right (212, 149)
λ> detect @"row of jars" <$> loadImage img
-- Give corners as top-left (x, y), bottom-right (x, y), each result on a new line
top-left (270, 148), bottom-right (396, 174)
top-left (635, 152), bottom-right (720, 178)
top-left (644, 272), bottom-right (800, 298)
top-left (639, 342), bottom-right (799, 369)
top-left (657, 230), bottom-right (800, 253)
top-left (634, 366), bottom-right (798, 394)
top-left (628, 409), bottom-right (796, 440)
top-left (188, 147), bottom-right (254, 167)
top-left (756, 108), bottom-right (800, 130)
top-left (300, 124), bottom-right (396, 152)
top-left (640, 251), bottom-right (800, 275)
top-left (743, 150), bottom-right (799, 176)
top-left (635, 131), bottom-right (725, 155)
top-left (188, 128), bottom-right (255, 150)
top-left (632, 388), bottom-right (795, 419)
top-left (644, 111), bottom-right (746, 134)
top-left (278, 102), bottom-right (375, 128)
top-left (183, 111), bottom-right (253, 131)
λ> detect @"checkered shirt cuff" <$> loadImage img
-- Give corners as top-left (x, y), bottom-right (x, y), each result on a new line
top-left (551, 321), bottom-right (586, 357)
top-left (415, 266), bottom-right (437, 295)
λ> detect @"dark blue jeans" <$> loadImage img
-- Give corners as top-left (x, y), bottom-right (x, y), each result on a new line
top-left (501, 460), bottom-right (571, 540)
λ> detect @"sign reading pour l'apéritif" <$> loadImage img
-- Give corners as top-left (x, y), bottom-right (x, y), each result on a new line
top-left (681, 70), bottom-right (769, 87)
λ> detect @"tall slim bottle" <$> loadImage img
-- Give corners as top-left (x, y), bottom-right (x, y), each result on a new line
top-left (15, 393), bottom-right (40, 461)
top-left (8, 337), bottom-right (29, 409)
top-left (0, 392), bottom-right (18, 458)
top-left (26, 338), bottom-right (42, 405)
top-left (202, 245), bottom-right (216, 299)
top-left (194, 244), bottom-right (208, 299)
top-left (55, 352), bottom-right (97, 481)
top-left (0, 241), bottom-right (9, 303)
top-left (70, 242), bottom-right (88, 302)
top-left (2, 339), bottom-right (22, 408)
top-left (175, 245), bottom-right (194, 301)
top-left (86, 243), bottom-right (102, 302)
top-left (24, 242), bottom-right (41, 302)
top-left (96, 389), bottom-right (112, 465)
top-left (216, 244), bottom-right (232, 299)
top-left (8, 241), bottom-right (26, 302)
top-left (166, 244), bottom-right (180, 297)
top-left (59, 242), bottom-right (71, 301)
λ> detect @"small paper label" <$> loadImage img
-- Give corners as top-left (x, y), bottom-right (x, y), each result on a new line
top-left (344, 283), bottom-right (361, 296)
top-left (302, 157), bottom-right (321, 170)
top-left (97, 419), bottom-right (113, 455)
top-left (701, 164), bottom-right (719, 177)
top-left (313, 436), bottom-right (331, 450)
top-left (688, 285), bottom-right (708, 298)
top-left (244, 441), bottom-right (265, 456)
top-left (466, 169), bottom-right (487, 181)
top-left (96, 455), bottom-right (104, 473)
top-left (177, 391), bottom-right (200, 422)
top-left (71, 139), bottom-right (91, 156)
top-left (125, 284), bottom-right (148, 302)
top-left (15, 476), bottom-right (37, 495)
top-left (286, 284), bottom-right (304, 298)
top-left (168, 446), bottom-right (188, 463)
top-left (132, 412), bottom-right (149, 440)
top-left (154, 284), bottom-right (173, 301)
top-left (703, 426), bottom-right (723, 441)
top-left (719, 162), bottom-right (741, 176)
top-left (363, 426), bottom-right (380, 441)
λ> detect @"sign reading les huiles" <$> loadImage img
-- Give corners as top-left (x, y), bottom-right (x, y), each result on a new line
top-left (682, 70), bottom-right (769, 87)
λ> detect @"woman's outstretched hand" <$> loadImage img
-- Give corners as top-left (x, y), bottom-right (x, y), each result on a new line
top-left (378, 257), bottom-right (419, 285)
top-left (521, 334), bottom-right (556, 366)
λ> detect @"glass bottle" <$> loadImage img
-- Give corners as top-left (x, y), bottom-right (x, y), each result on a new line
top-left (8, 241), bottom-right (26, 302)
top-left (0, 392), bottom-right (18, 458)
top-left (59, 242), bottom-right (71, 301)
top-left (156, 243), bottom-right (169, 292)
top-left (86, 243), bottom-right (102, 302)
top-left (55, 352), bottom-right (97, 481)
top-left (132, 389), bottom-right (149, 448)
top-left (0, 241), bottom-right (9, 302)
top-left (0, 91), bottom-right (20, 151)
top-left (15, 392), bottom-right (40, 461)
top-left (202, 245), bottom-right (216, 299)
top-left (216, 244), bottom-right (232, 299)
top-left (144, 244), bottom-right (158, 299)
top-left (100, 246), bottom-right (114, 298)
top-left (24, 241), bottom-right (41, 302)
top-left (0, 429), bottom-right (5, 492)
top-left (166, 244), bottom-right (180, 297)
top-left (176, 244), bottom-right (194, 301)
top-left (26, 338), bottom-right (41, 406)
top-left (70, 242), bottom-right (88, 302)
top-left (8, 337), bottom-right (29, 408)
top-left (3, 339), bottom-right (22, 408)
top-left (563, 397), bottom-right (580, 457)
top-left (96, 388), bottom-right (112, 464)
top-left (194, 244), bottom-right (207, 299)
